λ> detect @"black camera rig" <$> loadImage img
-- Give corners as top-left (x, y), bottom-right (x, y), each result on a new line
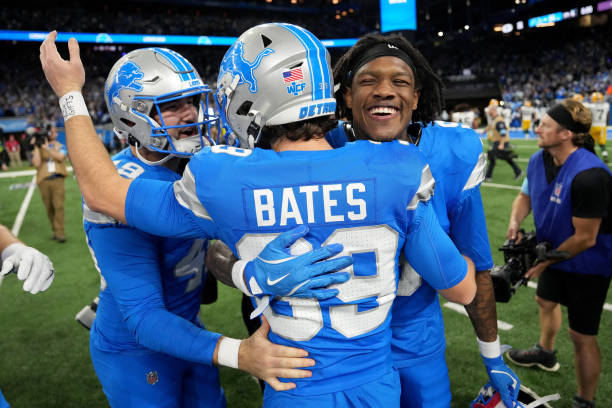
top-left (491, 230), bottom-right (569, 302)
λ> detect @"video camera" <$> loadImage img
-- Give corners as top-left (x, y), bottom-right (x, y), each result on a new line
top-left (26, 124), bottom-right (51, 147)
top-left (32, 132), bottom-right (48, 147)
top-left (491, 230), bottom-right (569, 302)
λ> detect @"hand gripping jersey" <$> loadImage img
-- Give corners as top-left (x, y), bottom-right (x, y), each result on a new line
top-left (85, 148), bottom-right (220, 363)
top-left (124, 140), bottom-right (468, 397)
top-left (327, 121), bottom-right (493, 366)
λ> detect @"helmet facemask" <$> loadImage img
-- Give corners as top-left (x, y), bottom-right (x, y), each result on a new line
top-left (105, 48), bottom-right (219, 161)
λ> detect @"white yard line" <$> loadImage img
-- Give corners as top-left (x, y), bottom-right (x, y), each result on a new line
top-left (0, 174), bottom-right (38, 287)
top-left (11, 175), bottom-right (37, 237)
top-left (481, 182), bottom-right (522, 190)
top-left (0, 169), bottom-right (36, 178)
top-left (0, 167), bottom-right (73, 179)
top-left (443, 301), bottom-right (514, 330)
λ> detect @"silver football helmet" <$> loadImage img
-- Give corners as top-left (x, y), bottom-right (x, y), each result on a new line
top-left (216, 23), bottom-right (336, 148)
top-left (104, 47), bottom-right (217, 157)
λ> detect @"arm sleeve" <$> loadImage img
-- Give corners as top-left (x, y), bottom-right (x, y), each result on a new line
top-left (87, 225), bottom-right (221, 365)
top-left (403, 201), bottom-right (468, 290)
top-left (448, 188), bottom-right (494, 271)
top-left (521, 177), bottom-right (529, 195)
top-left (571, 168), bottom-right (611, 218)
top-left (495, 121), bottom-right (507, 136)
top-left (125, 177), bottom-right (217, 239)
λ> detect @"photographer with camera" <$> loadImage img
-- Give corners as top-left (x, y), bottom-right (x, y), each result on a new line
top-left (31, 124), bottom-right (68, 242)
top-left (504, 99), bottom-right (612, 408)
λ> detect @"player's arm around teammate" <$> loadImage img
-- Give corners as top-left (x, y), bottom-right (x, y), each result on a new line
top-left (39, 31), bottom-right (350, 391)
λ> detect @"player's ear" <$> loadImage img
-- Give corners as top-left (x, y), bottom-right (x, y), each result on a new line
top-left (412, 89), bottom-right (419, 111)
top-left (344, 87), bottom-right (353, 110)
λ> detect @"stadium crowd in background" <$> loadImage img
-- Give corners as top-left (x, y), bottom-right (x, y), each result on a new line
top-left (1, 8), bottom-right (611, 135)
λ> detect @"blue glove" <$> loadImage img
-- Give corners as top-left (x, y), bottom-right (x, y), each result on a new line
top-left (482, 355), bottom-right (520, 408)
top-left (243, 225), bottom-right (352, 300)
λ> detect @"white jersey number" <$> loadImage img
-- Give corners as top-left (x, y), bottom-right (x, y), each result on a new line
top-left (396, 256), bottom-right (422, 297)
top-left (235, 225), bottom-right (398, 341)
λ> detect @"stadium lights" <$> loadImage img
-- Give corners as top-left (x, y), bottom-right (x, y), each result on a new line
top-left (464, 24), bottom-right (470, 30)
top-left (437, 31), bottom-right (444, 37)
top-left (0, 30), bottom-right (358, 48)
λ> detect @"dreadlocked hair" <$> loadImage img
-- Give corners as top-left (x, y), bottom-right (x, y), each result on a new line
top-left (333, 32), bottom-right (444, 125)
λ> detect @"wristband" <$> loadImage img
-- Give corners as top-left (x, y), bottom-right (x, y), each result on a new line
top-left (59, 91), bottom-right (89, 122)
top-left (231, 260), bottom-right (251, 296)
top-left (217, 337), bottom-right (242, 369)
top-left (478, 335), bottom-right (501, 359)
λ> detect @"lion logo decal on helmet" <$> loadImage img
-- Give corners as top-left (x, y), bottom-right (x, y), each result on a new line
top-left (218, 41), bottom-right (274, 93)
top-left (105, 61), bottom-right (144, 113)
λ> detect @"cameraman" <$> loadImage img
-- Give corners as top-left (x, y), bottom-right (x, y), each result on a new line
top-left (31, 124), bottom-right (68, 242)
top-left (505, 100), bottom-right (612, 408)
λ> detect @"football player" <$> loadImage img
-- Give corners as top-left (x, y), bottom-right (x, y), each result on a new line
top-left (451, 103), bottom-right (477, 129)
top-left (520, 100), bottom-right (536, 138)
top-left (584, 92), bottom-right (609, 162)
top-left (45, 45), bottom-right (351, 407)
top-left (40, 24), bottom-right (476, 408)
top-left (330, 32), bottom-right (521, 408)
top-left (484, 99), bottom-right (499, 141)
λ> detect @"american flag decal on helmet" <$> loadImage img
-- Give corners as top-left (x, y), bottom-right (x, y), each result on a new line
top-left (283, 67), bottom-right (304, 83)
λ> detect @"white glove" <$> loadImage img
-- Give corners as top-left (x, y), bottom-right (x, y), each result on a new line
top-left (1, 243), bottom-right (55, 294)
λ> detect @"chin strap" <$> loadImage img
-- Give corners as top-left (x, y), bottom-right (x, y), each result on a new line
top-left (132, 140), bottom-right (175, 166)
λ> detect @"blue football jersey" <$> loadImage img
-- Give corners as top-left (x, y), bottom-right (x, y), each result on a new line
top-left (125, 140), bottom-right (468, 396)
top-left (326, 121), bottom-right (493, 366)
top-left (85, 148), bottom-right (221, 365)
top-left (391, 121), bottom-right (492, 366)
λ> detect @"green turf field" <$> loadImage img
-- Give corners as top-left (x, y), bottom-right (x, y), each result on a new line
top-left (0, 139), bottom-right (610, 407)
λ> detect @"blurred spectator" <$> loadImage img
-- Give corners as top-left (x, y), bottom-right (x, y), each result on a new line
top-left (5, 134), bottom-right (22, 168)
top-left (31, 125), bottom-right (68, 242)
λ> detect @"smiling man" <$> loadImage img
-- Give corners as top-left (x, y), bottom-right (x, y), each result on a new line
top-left (329, 32), bottom-right (520, 408)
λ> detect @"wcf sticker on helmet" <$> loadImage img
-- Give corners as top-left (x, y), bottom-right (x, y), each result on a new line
top-left (283, 66), bottom-right (306, 96)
